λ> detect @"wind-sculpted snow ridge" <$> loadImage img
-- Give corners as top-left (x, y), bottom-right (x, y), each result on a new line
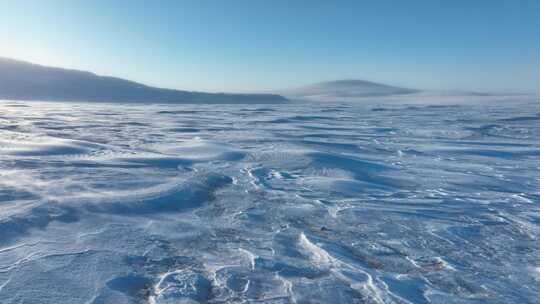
top-left (0, 101), bottom-right (539, 303)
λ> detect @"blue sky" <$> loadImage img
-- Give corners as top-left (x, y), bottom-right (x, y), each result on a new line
top-left (1, 0), bottom-right (539, 92)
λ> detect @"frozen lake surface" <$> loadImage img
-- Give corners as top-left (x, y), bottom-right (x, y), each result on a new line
top-left (0, 101), bottom-right (539, 303)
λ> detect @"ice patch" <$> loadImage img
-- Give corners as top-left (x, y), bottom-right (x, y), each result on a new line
top-left (151, 269), bottom-right (211, 304)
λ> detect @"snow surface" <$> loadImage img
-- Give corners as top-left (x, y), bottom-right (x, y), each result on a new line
top-left (0, 101), bottom-right (539, 303)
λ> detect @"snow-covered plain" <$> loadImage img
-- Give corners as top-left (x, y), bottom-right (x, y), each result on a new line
top-left (0, 101), bottom-right (539, 303)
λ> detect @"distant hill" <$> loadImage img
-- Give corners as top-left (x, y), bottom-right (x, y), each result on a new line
top-left (277, 80), bottom-right (419, 102)
top-left (0, 57), bottom-right (288, 104)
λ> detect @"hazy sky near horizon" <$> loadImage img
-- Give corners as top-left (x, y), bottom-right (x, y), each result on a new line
top-left (1, 0), bottom-right (539, 93)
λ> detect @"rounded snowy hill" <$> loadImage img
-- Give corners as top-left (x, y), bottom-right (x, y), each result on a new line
top-left (278, 79), bottom-right (419, 102)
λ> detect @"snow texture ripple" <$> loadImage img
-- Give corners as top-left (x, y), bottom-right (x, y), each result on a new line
top-left (0, 101), bottom-right (539, 303)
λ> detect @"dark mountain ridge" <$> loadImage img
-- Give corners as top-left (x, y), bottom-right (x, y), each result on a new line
top-left (0, 57), bottom-right (287, 104)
